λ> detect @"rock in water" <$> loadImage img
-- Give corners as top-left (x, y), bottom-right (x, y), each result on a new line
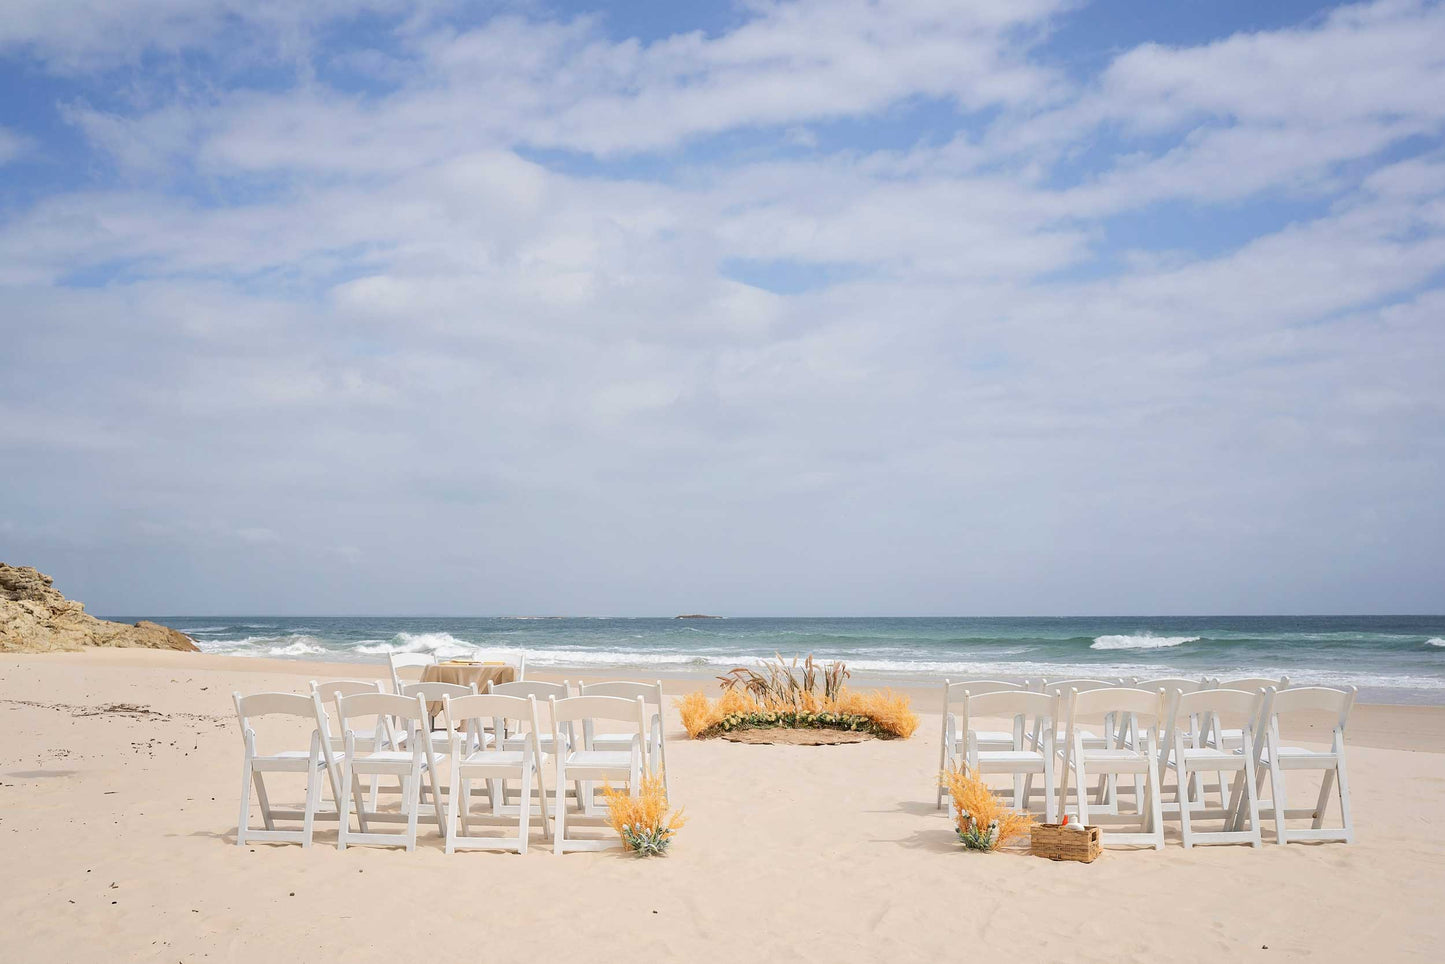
top-left (0, 563), bottom-right (198, 654)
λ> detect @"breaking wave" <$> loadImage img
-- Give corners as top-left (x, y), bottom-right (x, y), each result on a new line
top-left (1091, 633), bottom-right (1200, 651)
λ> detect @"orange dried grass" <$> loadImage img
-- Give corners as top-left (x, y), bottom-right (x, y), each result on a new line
top-left (939, 763), bottom-right (1034, 850)
top-left (673, 684), bottom-right (919, 740)
top-left (601, 772), bottom-right (685, 855)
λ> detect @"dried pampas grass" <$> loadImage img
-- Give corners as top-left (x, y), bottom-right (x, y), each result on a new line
top-left (674, 655), bottom-right (919, 740)
top-left (602, 772), bottom-right (685, 857)
top-left (939, 763), bottom-right (1034, 851)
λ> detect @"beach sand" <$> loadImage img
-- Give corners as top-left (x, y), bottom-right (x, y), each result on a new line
top-left (3, 650), bottom-right (1442, 962)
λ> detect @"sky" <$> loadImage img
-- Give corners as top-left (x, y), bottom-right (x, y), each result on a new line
top-left (1, 0), bottom-right (1443, 617)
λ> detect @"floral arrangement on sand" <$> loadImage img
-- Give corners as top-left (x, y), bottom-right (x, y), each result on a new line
top-left (939, 764), bottom-right (1035, 852)
top-left (602, 772), bottom-right (686, 857)
top-left (676, 654), bottom-right (919, 740)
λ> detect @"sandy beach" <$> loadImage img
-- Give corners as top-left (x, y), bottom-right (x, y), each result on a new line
top-left (3, 649), bottom-right (1442, 963)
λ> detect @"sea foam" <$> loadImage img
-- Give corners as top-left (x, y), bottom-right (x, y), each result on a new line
top-left (354, 631), bottom-right (476, 660)
top-left (1429, 638), bottom-right (1445, 648)
top-left (1091, 633), bottom-right (1200, 651)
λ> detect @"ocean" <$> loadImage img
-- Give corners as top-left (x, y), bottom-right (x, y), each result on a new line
top-left (118, 614), bottom-right (1445, 705)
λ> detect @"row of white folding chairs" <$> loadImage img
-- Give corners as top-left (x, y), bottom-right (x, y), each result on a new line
top-left (235, 681), bottom-right (665, 854)
top-left (938, 677), bottom-right (1354, 849)
top-left (939, 675), bottom-right (1290, 799)
top-left (310, 676), bottom-right (667, 788)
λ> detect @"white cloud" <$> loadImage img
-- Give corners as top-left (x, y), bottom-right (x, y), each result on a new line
top-left (1, 1), bottom-right (1443, 613)
top-left (0, 125), bottom-right (31, 164)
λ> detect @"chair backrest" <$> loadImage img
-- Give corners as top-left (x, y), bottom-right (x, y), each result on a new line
top-left (400, 681), bottom-right (478, 701)
top-left (1170, 688), bottom-right (1263, 727)
top-left (233, 692), bottom-right (322, 755)
top-left (235, 692), bottom-right (317, 720)
top-left (578, 680), bottom-right (663, 711)
top-left (960, 690), bottom-right (1056, 748)
top-left (1042, 679), bottom-right (1113, 698)
top-left (337, 691), bottom-right (429, 734)
top-left (1267, 685), bottom-right (1355, 732)
top-left (1217, 676), bottom-right (1289, 692)
top-left (1135, 677), bottom-right (1210, 694)
top-left (310, 679), bottom-right (383, 699)
top-left (466, 649), bottom-right (528, 680)
top-left (549, 694), bottom-right (648, 729)
top-left (1068, 686), bottom-right (1164, 724)
top-left (489, 680), bottom-right (570, 701)
top-left (388, 653), bottom-right (436, 691)
top-left (942, 679), bottom-right (1031, 710)
top-left (442, 693), bottom-right (541, 745)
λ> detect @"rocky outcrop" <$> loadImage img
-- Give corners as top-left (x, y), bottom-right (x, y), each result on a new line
top-left (0, 563), bottom-right (198, 654)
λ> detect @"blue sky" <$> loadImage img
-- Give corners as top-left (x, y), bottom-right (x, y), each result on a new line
top-left (1, 0), bottom-right (1443, 615)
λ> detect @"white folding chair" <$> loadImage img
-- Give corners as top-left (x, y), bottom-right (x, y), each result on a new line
top-left (1136, 678), bottom-right (1216, 807)
top-left (1059, 687), bottom-right (1166, 849)
top-left (388, 652), bottom-right (436, 693)
top-left (233, 692), bottom-right (347, 849)
top-left (490, 680), bottom-right (576, 809)
top-left (959, 690), bottom-right (1057, 822)
top-left (1038, 679), bottom-right (1115, 811)
top-left (311, 679), bottom-right (395, 809)
top-left (441, 693), bottom-right (551, 854)
top-left (1162, 688), bottom-right (1265, 848)
top-left (548, 695), bottom-right (648, 854)
top-left (336, 691), bottom-right (445, 852)
top-left (937, 679), bottom-right (1034, 809)
top-left (466, 649), bottom-right (528, 681)
top-left (1207, 676), bottom-right (1290, 751)
top-left (578, 680), bottom-right (668, 794)
top-left (1255, 686), bottom-right (1356, 844)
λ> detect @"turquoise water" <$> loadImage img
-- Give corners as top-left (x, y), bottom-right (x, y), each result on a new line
top-left (117, 614), bottom-right (1445, 704)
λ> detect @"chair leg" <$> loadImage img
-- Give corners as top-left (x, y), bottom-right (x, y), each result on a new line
top-left (1178, 764), bottom-right (1195, 848)
top-left (236, 759), bottom-right (253, 847)
top-left (1075, 761), bottom-right (1091, 828)
top-left (1312, 766), bottom-right (1337, 830)
top-left (517, 763), bottom-right (533, 855)
top-left (302, 765), bottom-right (320, 849)
top-left (1335, 755), bottom-right (1355, 844)
top-left (253, 772), bottom-right (276, 831)
top-left (1270, 764), bottom-right (1288, 844)
top-left (405, 765), bottom-right (421, 852)
top-left (445, 762), bottom-right (459, 855)
top-left (1241, 759), bottom-right (1262, 847)
top-left (553, 765), bottom-right (568, 855)
top-left (338, 760), bottom-right (353, 851)
top-left (1147, 758), bottom-right (1165, 851)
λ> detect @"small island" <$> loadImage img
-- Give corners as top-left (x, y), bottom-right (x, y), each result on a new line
top-left (674, 613), bottom-right (723, 619)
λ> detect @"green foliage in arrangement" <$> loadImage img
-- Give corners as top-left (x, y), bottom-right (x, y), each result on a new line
top-left (955, 810), bottom-right (1002, 852)
top-left (619, 822), bottom-right (676, 857)
top-left (712, 709), bottom-right (893, 737)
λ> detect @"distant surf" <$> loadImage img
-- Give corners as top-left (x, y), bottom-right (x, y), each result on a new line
top-left (133, 614), bottom-right (1445, 704)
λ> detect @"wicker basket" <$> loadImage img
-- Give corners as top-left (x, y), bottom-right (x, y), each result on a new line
top-left (1030, 823), bottom-right (1102, 862)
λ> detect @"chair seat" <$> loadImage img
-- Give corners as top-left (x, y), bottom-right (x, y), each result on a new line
top-left (590, 731), bottom-right (645, 745)
top-left (565, 750), bottom-right (633, 768)
top-left (1079, 749), bottom-right (1148, 762)
top-left (1181, 747), bottom-right (1245, 763)
top-left (1264, 745), bottom-right (1337, 765)
top-left (459, 750), bottom-right (527, 767)
top-left (356, 750), bottom-right (416, 763)
top-left (976, 750), bottom-right (1048, 764)
top-left (254, 750), bottom-right (337, 771)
